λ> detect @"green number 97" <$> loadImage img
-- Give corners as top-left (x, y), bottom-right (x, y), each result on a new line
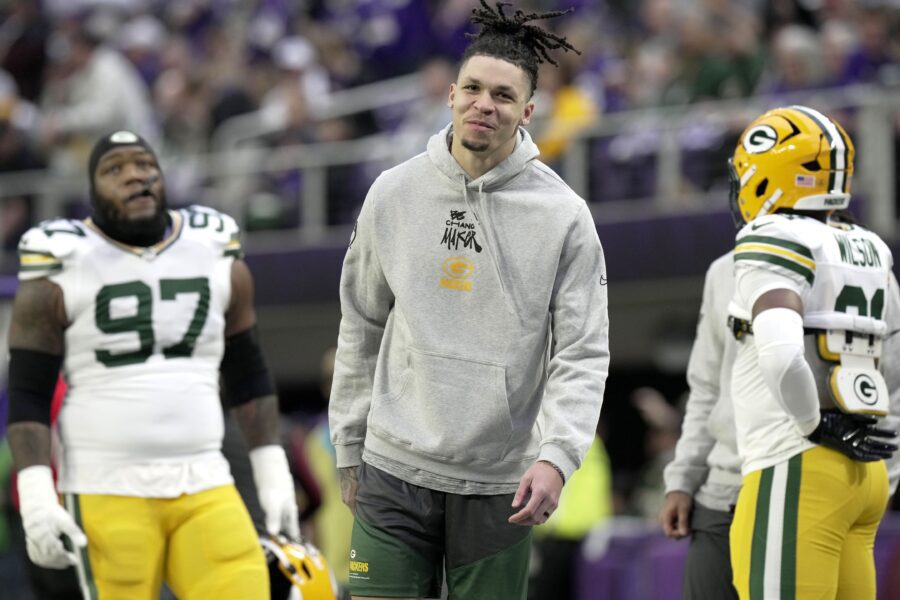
top-left (94, 278), bottom-right (210, 367)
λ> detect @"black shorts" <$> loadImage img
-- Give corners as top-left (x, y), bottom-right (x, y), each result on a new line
top-left (348, 462), bottom-right (533, 599)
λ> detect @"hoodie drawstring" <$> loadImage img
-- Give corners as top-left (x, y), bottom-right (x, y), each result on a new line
top-left (462, 178), bottom-right (513, 314)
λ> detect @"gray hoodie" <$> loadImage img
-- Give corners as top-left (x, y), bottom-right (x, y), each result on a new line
top-left (329, 124), bottom-right (609, 494)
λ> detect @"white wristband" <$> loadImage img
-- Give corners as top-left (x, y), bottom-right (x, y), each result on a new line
top-left (248, 444), bottom-right (290, 478)
top-left (17, 466), bottom-right (59, 511)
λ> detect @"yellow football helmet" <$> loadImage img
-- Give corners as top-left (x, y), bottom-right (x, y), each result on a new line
top-left (261, 535), bottom-right (339, 600)
top-left (729, 105), bottom-right (855, 225)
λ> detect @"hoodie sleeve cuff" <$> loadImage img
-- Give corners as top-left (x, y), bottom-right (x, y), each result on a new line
top-left (663, 474), bottom-right (702, 496)
top-left (538, 444), bottom-right (578, 483)
top-left (334, 443), bottom-right (364, 469)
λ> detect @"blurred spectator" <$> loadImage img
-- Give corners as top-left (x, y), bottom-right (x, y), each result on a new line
top-left (304, 23), bottom-right (363, 92)
top-left (253, 78), bottom-right (321, 230)
top-left (755, 24), bottom-right (824, 96)
top-left (761, 0), bottom-right (818, 40)
top-left (843, 7), bottom-right (894, 84)
top-left (429, 0), bottom-right (480, 59)
top-left (534, 58), bottom-right (600, 168)
top-left (154, 68), bottom-right (210, 156)
top-left (318, 117), bottom-right (372, 226)
top-left (318, 0), bottom-right (438, 83)
top-left (0, 0), bottom-right (50, 103)
top-left (390, 56), bottom-right (454, 164)
top-left (115, 14), bottom-right (167, 87)
top-left (681, 2), bottom-right (765, 101)
top-left (260, 35), bottom-right (332, 128)
top-left (819, 19), bottom-right (858, 88)
top-left (0, 87), bottom-right (43, 251)
top-left (38, 13), bottom-right (159, 176)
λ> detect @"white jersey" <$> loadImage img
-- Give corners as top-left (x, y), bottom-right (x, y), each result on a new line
top-left (17, 206), bottom-right (243, 496)
top-left (729, 213), bottom-right (893, 474)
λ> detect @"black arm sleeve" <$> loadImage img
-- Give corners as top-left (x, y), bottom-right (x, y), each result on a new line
top-left (220, 326), bottom-right (276, 408)
top-left (7, 348), bottom-right (62, 425)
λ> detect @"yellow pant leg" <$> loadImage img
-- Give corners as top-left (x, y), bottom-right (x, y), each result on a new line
top-left (835, 460), bottom-right (888, 600)
top-left (66, 494), bottom-right (167, 600)
top-left (731, 447), bottom-right (887, 600)
top-left (730, 470), bottom-right (760, 600)
top-left (164, 485), bottom-right (269, 600)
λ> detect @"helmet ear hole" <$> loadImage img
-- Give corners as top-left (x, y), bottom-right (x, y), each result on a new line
top-left (755, 178), bottom-right (769, 197)
top-left (802, 159), bottom-right (821, 172)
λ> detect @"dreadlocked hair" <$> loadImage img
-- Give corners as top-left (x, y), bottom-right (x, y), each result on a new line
top-left (463, 1), bottom-right (581, 97)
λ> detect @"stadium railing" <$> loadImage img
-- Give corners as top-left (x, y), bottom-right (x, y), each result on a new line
top-left (0, 84), bottom-right (897, 258)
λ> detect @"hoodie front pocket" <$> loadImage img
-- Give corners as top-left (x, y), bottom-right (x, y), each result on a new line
top-left (370, 348), bottom-right (512, 463)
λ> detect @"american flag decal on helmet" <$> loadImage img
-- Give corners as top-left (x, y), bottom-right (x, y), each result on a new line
top-left (795, 174), bottom-right (816, 188)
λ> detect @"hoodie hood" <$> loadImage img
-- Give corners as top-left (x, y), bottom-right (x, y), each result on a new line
top-left (426, 122), bottom-right (540, 190)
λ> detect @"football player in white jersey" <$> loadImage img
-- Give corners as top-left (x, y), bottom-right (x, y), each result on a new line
top-left (6, 130), bottom-right (299, 599)
top-left (726, 106), bottom-right (899, 599)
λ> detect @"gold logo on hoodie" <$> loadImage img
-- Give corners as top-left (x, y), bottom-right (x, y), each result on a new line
top-left (440, 256), bottom-right (474, 292)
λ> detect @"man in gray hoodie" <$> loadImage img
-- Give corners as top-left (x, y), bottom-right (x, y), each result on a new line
top-left (328, 2), bottom-right (609, 598)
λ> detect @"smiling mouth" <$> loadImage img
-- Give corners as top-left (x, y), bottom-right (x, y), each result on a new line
top-left (467, 121), bottom-right (495, 130)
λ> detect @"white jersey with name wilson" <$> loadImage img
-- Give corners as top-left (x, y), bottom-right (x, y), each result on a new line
top-left (17, 205), bottom-right (243, 496)
top-left (728, 213), bottom-right (893, 474)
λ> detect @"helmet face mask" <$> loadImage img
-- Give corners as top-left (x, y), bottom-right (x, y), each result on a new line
top-left (727, 158), bottom-right (743, 229)
top-left (729, 105), bottom-right (855, 226)
top-left (261, 535), bottom-right (339, 600)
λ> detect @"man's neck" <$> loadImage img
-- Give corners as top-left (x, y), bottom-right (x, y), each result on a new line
top-left (449, 135), bottom-right (516, 180)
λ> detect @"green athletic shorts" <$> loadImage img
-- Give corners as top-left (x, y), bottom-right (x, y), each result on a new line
top-left (348, 462), bottom-right (533, 599)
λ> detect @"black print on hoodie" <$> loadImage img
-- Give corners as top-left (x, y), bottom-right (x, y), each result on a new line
top-left (441, 210), bottom-right (483, 253)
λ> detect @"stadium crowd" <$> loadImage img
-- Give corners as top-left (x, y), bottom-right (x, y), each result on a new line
top-left (1, 0), bottom-right (899, 246)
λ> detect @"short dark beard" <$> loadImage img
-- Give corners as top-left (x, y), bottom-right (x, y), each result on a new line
top-left (91, 191), bottom-right (169, 247)
top-left (461, 138), bottom-right (489, 152)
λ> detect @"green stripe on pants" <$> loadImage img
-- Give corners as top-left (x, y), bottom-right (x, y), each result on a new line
top-left (780, 455), bottom-right (802, 600)
top-left (65, 494), bottom-right (98, 600)
top-left (750, 467), bottom-right (774, 600)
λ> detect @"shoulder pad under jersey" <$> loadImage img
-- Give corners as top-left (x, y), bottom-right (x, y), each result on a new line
top-left (179, 205), bottom-right (242, 258)
top-left (17, 219), bottom-right (88, 280)
top-left (735, 214), bottom-right (816, 285)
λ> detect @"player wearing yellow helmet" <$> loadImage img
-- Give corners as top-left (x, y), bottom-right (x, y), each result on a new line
top-left (261, 534), bottom-right (340, 600)
top-left (726, 105), bottom-right (898, 599)
top-left (728, 105), bottom-right (854, 224)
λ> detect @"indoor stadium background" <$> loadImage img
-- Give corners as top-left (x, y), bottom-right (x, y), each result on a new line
top-left (1, 0), bottom-right (900, 598)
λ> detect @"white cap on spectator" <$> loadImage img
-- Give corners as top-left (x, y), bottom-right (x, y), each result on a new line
top-left (248, 11), bottom-right (286, 51)
top-left (117, 15), bottom-right (166, 51)
top-left (273, 36), bottom-right (317, 71)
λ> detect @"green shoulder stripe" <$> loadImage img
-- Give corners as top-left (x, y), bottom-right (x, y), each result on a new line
top-left (18, 248), bottom-right (63, 274)
top-left (19, 263), bottom-right (63, 273)
top-left (734, 252), bottom-right (815, 284)
top-left (737, 235), bottom-right (813, 259)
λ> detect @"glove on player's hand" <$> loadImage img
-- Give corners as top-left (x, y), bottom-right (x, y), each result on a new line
top-left (807, 409), bottom-right (898, 462)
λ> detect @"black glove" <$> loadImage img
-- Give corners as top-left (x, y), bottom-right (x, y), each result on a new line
top-left (807, 410), bottom-right (898, 462)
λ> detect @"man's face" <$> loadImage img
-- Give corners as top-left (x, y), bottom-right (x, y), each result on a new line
top-left (449, 55), bottom-right (534, 156)
top-left (93, 146), bottom-right (165, 225)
